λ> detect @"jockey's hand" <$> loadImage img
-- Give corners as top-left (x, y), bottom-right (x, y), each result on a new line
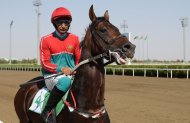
top-left (61, 67), bottom-right (72, 75)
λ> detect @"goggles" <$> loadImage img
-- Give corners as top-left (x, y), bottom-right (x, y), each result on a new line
top-left (54, 19), bottom-right (71, 26)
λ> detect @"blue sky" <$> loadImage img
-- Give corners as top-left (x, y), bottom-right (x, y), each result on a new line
top-left (0, 0), bottom-right (189, 61)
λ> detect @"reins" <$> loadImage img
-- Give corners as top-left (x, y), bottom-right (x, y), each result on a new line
top-left (19, 52), bottom-right (109, 87)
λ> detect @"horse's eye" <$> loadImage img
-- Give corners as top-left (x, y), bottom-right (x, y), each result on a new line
top-left (100, 28), bottom-right (107, 33)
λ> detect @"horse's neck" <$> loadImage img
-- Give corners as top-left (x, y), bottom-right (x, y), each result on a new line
top-left (72, 48), bottom-right (105, 110)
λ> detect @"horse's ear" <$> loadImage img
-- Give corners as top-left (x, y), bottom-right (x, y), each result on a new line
top-left (89, 5), bottom-right (97, 22)
top-left (104, 10), bottom-right (109, 21)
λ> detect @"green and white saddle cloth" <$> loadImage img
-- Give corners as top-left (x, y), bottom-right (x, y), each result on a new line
top-left (29, 87), bottom-right (69, 116)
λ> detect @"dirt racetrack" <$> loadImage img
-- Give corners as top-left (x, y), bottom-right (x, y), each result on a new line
top-left (0, 70), bottom-right (190, 123)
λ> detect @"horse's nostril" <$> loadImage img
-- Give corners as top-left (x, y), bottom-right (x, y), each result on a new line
top-left (124, 44), bottom-right (131, 49)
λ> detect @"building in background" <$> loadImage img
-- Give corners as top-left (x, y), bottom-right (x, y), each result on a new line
top-left (123, 32), bottom-right (131, 41)
top-left (122, 32), bottom-right (132, 65)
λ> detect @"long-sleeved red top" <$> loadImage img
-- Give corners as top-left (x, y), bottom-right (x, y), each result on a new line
top-left (40, 32), bottom-right (81, 75)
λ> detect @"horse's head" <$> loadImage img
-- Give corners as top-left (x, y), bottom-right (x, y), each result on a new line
top-left (83, 5), bottom-right (136, 65)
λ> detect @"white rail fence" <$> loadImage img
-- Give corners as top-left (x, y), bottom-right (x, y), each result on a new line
top-left (0, 66), bottom-right (189, 79)
top-left (0, 66), bottom-right (41, 71)
top-left (105, 67), bottom-right (190, 79)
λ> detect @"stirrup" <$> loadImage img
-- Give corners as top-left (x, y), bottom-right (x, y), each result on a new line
top-left (42, 109), bottom-right (56, 123)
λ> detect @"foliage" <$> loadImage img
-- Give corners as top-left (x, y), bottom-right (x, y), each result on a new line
top-left (0, 58), bottom-right (37, 64)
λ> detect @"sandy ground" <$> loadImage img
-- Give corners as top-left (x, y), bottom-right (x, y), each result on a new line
top-left (0, 70), bottom-right (190, 123)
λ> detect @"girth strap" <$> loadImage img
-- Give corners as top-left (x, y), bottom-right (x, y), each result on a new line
top-left (64, 89), bottom-right (106, 119)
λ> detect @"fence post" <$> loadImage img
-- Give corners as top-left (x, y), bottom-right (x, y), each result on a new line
top-left (187, 70), bottom-right (189, 79)
top-left (157, 69), bottom-right (159, 78)
top-left (144, 69), bottom-right (146, 77)
top-left (133, 68), bottom-right (135, 77)
top-left (122, 68), bottom-right (124, 76)
top-left (105, 68), bottom-right (107, 75)
top-left (171, 70), bottom-right (173, 78)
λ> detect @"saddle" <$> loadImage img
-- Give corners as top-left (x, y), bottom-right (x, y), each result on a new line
top-left (23, 76), bottom-right (74, 116)
top-left (29, 87), bottom-right (69, 116)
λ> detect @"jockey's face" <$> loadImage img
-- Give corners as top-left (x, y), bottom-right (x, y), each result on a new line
top-left (53, 18), bottom-right (71, 34)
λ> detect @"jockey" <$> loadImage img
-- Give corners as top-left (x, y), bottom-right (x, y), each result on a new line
top-left (40, 7), bottom-right (81, 123)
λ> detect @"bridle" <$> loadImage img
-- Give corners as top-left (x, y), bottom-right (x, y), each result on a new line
top-left (90, 17), bottom-right (125, 51)
top-left (90, 17), bottom-right (126, 65)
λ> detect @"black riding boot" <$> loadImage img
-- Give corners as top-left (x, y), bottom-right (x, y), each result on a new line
top-left (41, 86), bottom-right (65, 123)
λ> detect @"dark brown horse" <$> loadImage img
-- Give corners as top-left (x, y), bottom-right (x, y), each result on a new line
top-left (14, 5), bottom-right (135, 123)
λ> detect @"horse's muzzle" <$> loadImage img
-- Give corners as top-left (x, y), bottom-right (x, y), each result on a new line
top-left (122, 42), bottom-right (136, 58)
top-left (109, 42), bottom-right (135, 65)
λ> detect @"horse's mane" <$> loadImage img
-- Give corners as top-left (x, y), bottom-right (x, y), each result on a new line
top-left (80, 25), bottom-right (92, 49)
